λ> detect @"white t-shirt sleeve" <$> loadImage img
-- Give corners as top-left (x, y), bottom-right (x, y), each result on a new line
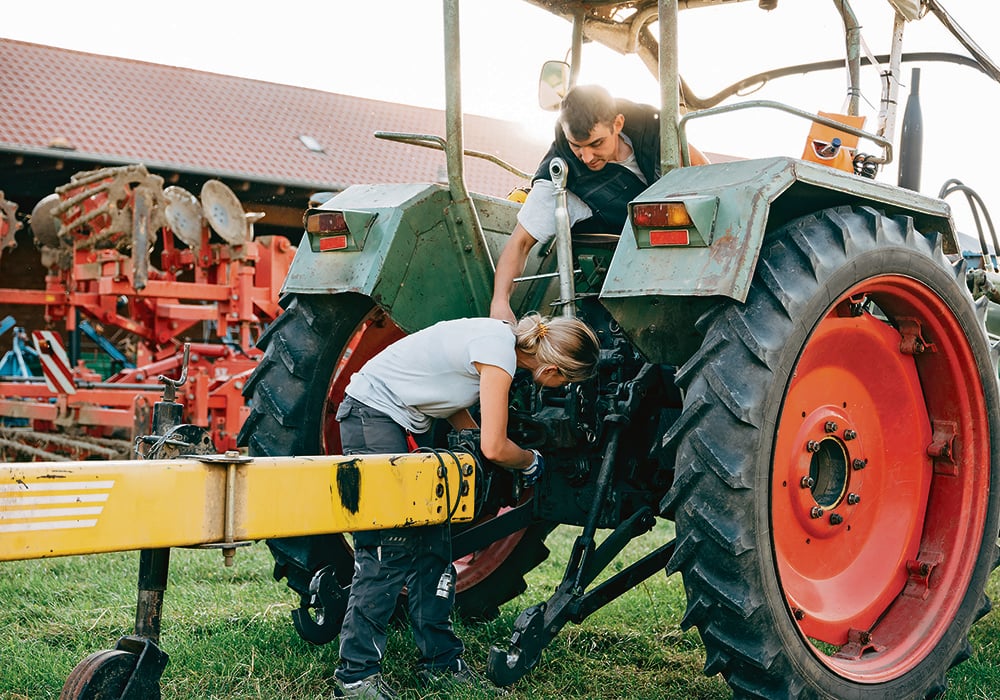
top-left (466, 328), bottom-right (517, 378)
top-left (515, 179), bottom-right (592, 246)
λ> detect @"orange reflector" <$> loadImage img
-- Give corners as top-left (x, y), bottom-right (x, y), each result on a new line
top-left (306, 211), bottom-right (348, 234)
top-left (649, 229), bottom-right (690, 246)
top-left (632, 202), bottom-right (693, 228)
top-left (319, 234), bottom-right (349, 251)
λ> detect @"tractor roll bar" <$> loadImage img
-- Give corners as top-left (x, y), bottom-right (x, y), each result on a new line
top-left (374, 131), bottom-right (532, 180)
top-left (443, 0), bottom-right (495, 273)
top-left (678, 100), bottom-right (894, 167)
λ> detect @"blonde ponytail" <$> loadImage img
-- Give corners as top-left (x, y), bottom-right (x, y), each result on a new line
top-left (514, 313), bottom-right (600, 383)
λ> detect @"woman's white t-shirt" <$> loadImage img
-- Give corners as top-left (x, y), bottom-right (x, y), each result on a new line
top-left (344, 317), bottom-right (517, 433)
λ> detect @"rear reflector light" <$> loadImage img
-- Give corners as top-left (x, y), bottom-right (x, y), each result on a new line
top-left (649, 229), bottom-right (690, 246)
top-left (319, 234), bottom-right (349, 251)
top-left (305, 211), bottom-right (348, 234)
top-left (632, 202), bottom-right (693, 228)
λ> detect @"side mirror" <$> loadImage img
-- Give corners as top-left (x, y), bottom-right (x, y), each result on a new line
top-left (538, 60), bottom-right (570, 111)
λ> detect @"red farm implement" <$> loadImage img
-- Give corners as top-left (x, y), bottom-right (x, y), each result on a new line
top-left (0, 165), bottom-right (294, 459)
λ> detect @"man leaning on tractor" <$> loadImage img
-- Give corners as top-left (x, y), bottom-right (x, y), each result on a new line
top-left (490, 83), bottom-right (705, 322)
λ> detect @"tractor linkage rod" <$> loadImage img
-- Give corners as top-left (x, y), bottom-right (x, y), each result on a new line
top-left (487, 364), bottom-right (676, 687)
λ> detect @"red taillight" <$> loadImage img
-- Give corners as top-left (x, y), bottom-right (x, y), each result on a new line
top-left (649, 229), bottom-right (690, 246)
top-left (319, 234), bottom-right (349, 251)
top-left (632, 202), bottom-right (694, 229)
top-left (305, 211), bottom-right (348, 234)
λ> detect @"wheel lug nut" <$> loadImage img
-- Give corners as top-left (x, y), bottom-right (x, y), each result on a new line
top-left (852, 458), bottom-right (867, 470)
top-left (829, 513), bottom-right (843, 525)
top-left (806, 440), bottom-right (821, 453)
top-left (824, 421), bottom-right (839, 433)
top-left (800, 476), bottom-right (815, 489)
top-left (810, 506), bottom-right (824, 519)
top-left (847, 493), bottom-right (860, 505)
top-left (844, 429), bottom-right (857, 441)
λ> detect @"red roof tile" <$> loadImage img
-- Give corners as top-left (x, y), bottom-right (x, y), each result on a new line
top-left (0, 38), bottom-right (547, 197)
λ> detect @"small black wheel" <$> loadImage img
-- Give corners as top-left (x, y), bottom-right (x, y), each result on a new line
top-left (60, 649), bottom-right (158, 700)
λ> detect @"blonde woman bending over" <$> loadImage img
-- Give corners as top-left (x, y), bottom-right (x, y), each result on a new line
top-left (332, 313), bottom-right (599, 699)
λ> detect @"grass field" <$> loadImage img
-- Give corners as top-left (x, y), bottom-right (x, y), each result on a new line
top-left (2, 523), bottom-right (999, 699)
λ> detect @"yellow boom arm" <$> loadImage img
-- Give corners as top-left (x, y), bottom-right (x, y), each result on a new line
top-left (0, 451), bottom-right (475, 562)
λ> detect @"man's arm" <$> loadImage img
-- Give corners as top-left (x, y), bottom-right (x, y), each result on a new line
top-left (489, 222), bottom-right (539, 323)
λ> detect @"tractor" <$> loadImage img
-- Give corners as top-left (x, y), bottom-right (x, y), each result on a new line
top-left (239, 1), bottom-right (1000, 697)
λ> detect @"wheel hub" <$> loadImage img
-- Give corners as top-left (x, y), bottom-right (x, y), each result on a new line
top-left (773, 308), bottom-right (932, 645)
top-left (789, 408), bottom-right (864, 536)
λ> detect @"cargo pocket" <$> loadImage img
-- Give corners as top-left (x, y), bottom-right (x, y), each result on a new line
top-left (335, 398), bottom-right (354, 421)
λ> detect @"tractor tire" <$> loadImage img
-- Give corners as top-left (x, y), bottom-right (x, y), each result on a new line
top-left (239, 292), bottom-right (551, 628)
top-left (662, 206), bottom-right (1000, 699)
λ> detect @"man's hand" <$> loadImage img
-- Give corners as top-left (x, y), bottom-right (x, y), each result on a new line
top-left (489, 298), bottom-right (517, 325)
top-left (520, 449), bottom-right (545, 488)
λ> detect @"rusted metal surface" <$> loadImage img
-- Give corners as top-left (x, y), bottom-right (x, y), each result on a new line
top-left (0, 428), bottom-right (129, 461)
top-left (600, 156), bottom-right (955, 364)
top-left (283, 184), bottom-right (522, 330)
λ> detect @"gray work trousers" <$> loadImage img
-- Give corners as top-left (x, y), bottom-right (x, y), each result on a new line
top-left (333, 396), bottom-right (464, 684)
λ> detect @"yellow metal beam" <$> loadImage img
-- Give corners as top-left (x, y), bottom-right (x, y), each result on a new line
top-left (0, 452), bottom-right (475, 562)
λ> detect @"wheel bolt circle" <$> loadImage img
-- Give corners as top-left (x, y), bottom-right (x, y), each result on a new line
top-left (844, 429), bottom-right (857, 441)
top-left (847, 493), bottom-right (860, 505)
top-left (800, 476), bottom-right (815, 489)
top-left (806, 440), bottom-right (821, 453)
top-left (824, 421), bottom-right (839, 433)
top-left (810, 506), bottom-right (824, 519)
top-left (852, 458), bottom-right (867, 470)
top-left (829, 513), bottom-right (844, 525)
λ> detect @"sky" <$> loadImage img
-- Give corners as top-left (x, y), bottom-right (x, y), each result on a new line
top-left (1, 0), bottom-right (999, 236)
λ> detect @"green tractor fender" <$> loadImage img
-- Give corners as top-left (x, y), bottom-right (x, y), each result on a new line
top-left (280, 182), bottom-right (524, 333)
top-left (600, 156), bottom-right (958, 365)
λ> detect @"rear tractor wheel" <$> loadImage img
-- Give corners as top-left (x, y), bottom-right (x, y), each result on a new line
top-left (664, 206), bottom-right (1000, 698)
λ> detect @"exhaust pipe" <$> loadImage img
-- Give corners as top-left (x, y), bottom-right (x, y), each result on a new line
top-left (898, 67), bottom-right (923, 191)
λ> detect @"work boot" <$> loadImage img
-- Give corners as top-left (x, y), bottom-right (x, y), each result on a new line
top-left (332, 672), bottom-right (397, 699)
top-left (416, 658), bottom-right (502, 694)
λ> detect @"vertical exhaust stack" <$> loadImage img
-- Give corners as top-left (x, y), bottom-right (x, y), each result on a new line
top-left (898, 67), bottom-right (923, 192)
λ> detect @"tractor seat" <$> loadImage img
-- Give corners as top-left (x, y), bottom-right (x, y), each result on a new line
top-left (571, 232), bottom-right (621, 247)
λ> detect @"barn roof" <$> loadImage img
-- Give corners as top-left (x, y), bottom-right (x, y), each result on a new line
top-left (0, 38), bottom-right (547, 224)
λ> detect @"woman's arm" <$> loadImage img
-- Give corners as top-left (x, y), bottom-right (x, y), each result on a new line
top-left (445, 408), bottom-right (477, 431)
top-left (474, 363), bottom-right (534, 470)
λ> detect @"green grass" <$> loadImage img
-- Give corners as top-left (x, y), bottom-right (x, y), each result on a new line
top-left (2, 524), bottom-right (999, 699)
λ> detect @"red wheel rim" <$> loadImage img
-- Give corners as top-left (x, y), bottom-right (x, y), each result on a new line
top-left (319, 308), bottom-right (528, 593)
top-left (772, 275), bottom-right (990, 681)
top-left (320, 308), bottom-right (405, 455)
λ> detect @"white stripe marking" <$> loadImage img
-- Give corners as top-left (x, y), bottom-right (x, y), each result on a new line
top-left (0, 519), bottom-right (98, 533)
top-left (0, 506), bottom-right (103, 520)
top-left (0, 481), bottom-right (115, 493)
top-left (33, 330), bottom-right (76, 395)
top-left (0, 494), bottom-right (109, 506)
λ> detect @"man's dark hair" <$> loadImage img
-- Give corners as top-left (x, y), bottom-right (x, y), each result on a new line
top-left (559, 85), bottom-right (619, 141)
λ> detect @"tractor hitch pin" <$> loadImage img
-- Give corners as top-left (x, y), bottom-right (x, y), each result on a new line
top-left (157, 343), bottom-right (191, 403)
top-left (196, 450), bottom-right (254, 566)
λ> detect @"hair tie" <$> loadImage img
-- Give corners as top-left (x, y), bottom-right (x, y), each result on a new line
top-left (537, 323), bottom-right (548, 339)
